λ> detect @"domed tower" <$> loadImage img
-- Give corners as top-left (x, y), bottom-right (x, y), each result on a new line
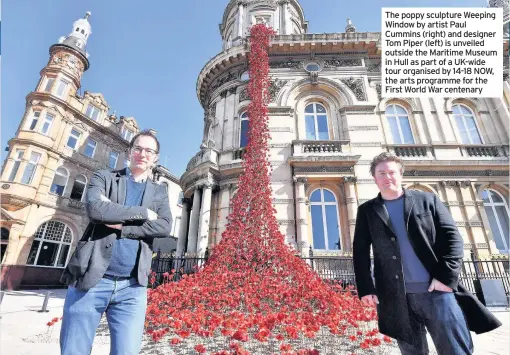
top-left (220, 0), bottom-right (308, 50)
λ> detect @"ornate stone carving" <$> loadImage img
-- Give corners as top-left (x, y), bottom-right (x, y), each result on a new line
top-left (340, 77), bottom-right (366, 101)
top-left (344, 176), bottom-right (358, 183)
top-left (293, 177), bottom-right (307, 184)
top-left (348, 126), bottom-right (378, 131)
top-left (268, 79), bottom-right (288, 103)
top-left (367, 62), bottom-right (381, 72)
top-left (323, 59), bottom-right (362, 68)
top-left (270, 59), bottom-right (303, 69)
top-left (211, 71), bottom-right (238, 91)
top-left (239, 88), bottom-right (249, 102)
top-left (375, 83), bottom-right (382, 100)
top-left (1, 184), bottom-right (10, 190)
top-left (294, 166), bottom-right (354, 173)
top-left (410, 170), bottom-right (508, 177)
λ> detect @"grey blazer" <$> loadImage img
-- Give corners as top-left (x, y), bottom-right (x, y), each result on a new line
top-left (61, 168), bottom-right (172, 290)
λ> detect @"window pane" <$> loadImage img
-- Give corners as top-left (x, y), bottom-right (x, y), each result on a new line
top-left (8, 161), bottom-right (21, 182)
top-left (76, 175), bottom-right (87, 184)
top-left (325, 205), bottom-right (340, 250)
top-left (56, 80), bottom-right (68, 97)
top-left (465, 117), bottom-right (481, 144)
top-left (305, 115), bottom-right (316, 140)
top-left (315, 104), bottom-right (326, 113)
top-left (452, 105), bottom-right (461, 114)
top-left (310, 190), bottom-right (321, 202)
top-left (70, 180), bottom-right (85, 200)
top-left (311, 205), bottom-right (326, 249)
top-left (485, 207), bottom-right (506, 251)
top-left (240, 120), bottom-right (249, 148)
top-left (305, 104), bottom-right (314, 113)
top-left (21, 163), bottom-right (36, 184)
top-left (399, 116), bottom-right (415, 144)
top-left (35, 241), bottom-right (59, 266)
top-left (84, 139), bottom-right (96, 158)
top-left (56, 244), bottom-right (70, 267)
top-left (109, 152), bottom-right (119, 169)
top-left (455, 116), bottom-right (469, 144)
top-left (317, 115), bottom-right (329, 140)
top-left (323, 190), bottom-right (336, 202)
top-left (459, 105), bottom-right (472, 115)
top-left (44, 78), bottom-right (55, 92)
top-left (29, 118), bottom-right (38, 130)
top-left (50, 168), bottom-right (68, 196)
top-left (41, 114), bottom-right (53, 135)
top-left (489, 190), bottom-right (504, 203)
top-left (388, 116), bottom-right (402, 144)
top-left (394, 105), bottom-right (407, 115)
top-left (26, 240), bottom-right (40, 265)
top-left (495, 206), bottom-right (509, 250)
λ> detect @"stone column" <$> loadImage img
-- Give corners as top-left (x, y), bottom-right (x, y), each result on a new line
top-left (197, 182), bottom-right (213, 254)
top-left (237, 1), bottom-right (245, 38)
top-left (176, 198), bottom-right (191, 256)
top-left (187, 188), bottom-right (202, 254)
top-left (440, 181), bottom-right (471, 257)
top-left (419, 98), bottom-right (441, 143)
top-left (217, 184), bottom-right (232, 244)
top-left (432, 98), bottom-right (457, 143)
top-left (294, 177), bottom-right (309, 254)
top-left (344, 177), bottom-right (359, 243)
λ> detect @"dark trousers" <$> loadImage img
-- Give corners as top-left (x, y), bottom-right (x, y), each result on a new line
top-left (397, 291), bottom-right (473, 355)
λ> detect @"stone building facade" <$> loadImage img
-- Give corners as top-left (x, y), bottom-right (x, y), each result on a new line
top-left (180, 0), bottom-right (510, 260)
top-left (0, 13), bottom-right (181, 290)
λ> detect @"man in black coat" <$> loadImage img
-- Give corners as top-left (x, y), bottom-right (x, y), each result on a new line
top-left (353, 152), bottom-right (501, 355)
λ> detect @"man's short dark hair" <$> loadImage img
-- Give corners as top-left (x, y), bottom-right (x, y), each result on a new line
top-left (129, 129), bottom-right (160, 153)
top-left (369, 152), bottom-right (404, 176)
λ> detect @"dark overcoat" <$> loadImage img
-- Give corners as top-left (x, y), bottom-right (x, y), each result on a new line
top-left (353, 189), bottom-right (501, 344)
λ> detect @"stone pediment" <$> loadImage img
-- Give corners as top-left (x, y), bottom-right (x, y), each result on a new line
top-left (120, 116), bottom-right (139, 130)
top-left (84, 92), bottom-right (109, 109)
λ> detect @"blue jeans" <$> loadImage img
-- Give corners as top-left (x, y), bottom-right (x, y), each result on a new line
top-left (397, 291), bottom-right (473, 355)
top-left (60, 277), bottom-right (147, 355)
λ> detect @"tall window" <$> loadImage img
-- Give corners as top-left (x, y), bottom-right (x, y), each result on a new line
top-left (26, 111), bottom-right (40, 131)
top-left (66, 129), bottom-right (81, 150)
top-left (55, 79), bottom-right (69, 98)
top-left (385, 104), bottom-right (414, 144)
top-left (85, 104), bottom-right (100, 121)
top-left (177, 191), bottom-right (184, 206)
top-left (50, 167), bottom-right (69, 196)
top-left (20, 152), bottom-right (41, 185)
top-left (452, 104), bottom-right (482, 144)
top-left (7, 149), bottom-right (24, 182)
top-left (84, 138), bottom-right (97, 158)
top-left (122, 128), bottom-right (134, 142)
top-left (240, 112), bottom-right (249, 148)
top-left (40, 113), bottom-right (54, 135)
top-left (26, 221), bottom-right (73, 267)
top-left (310, 188), bottom-right (341, 251)
top-left (305, 103), bottom-right (329, 140)
top-left (109, 151), bottom-right (119, 169)
top-left (70, 175), bottom-right (87, 201)
top-left (43, 78), bottom-right (55, 92)
top-left (482, 189), bottom-right (509, 253)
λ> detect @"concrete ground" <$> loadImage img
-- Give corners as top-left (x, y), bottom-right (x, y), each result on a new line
top-left (1, 289), bottom-right (508, 354)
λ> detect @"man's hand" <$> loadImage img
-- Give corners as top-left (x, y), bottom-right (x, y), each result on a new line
top-left (428, 278), bottom-right (453, 292)
top-left (361, 295), bottom-right (379, 307)
top-left (147, 209), bottom-right (158, 221)
top-left (105, 224), bottom-right (122, 230)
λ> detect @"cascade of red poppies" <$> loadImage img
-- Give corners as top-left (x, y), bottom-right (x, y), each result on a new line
top-left (144, 25), bottom-right (390, 354)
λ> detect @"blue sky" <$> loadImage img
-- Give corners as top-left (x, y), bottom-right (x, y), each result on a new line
top-left (1, 0), bottom-right (487, 176)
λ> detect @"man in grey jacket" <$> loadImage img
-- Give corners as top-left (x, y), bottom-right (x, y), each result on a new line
top-left (60, 130), bottom-right (172, 355)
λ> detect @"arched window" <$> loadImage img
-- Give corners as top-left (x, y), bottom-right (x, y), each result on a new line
top-left (26, 221), bottom-right (73, 267)
top-left (50, 167), bottom-right (69, 196)
top-left (240, 112), bottom-right (249, 148)
top-left (452, 104), bottom-right (482, 144)
top-left (305, 103), bottom-right (329, 140)
top-left (310, 188), bottom-right (341, 250)
top-left (70, 175), bottom-right (87, 201)
top-left (385, 104), bottom-right (414, 144)
top-left (482, 189), bottom-right (509, 253)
